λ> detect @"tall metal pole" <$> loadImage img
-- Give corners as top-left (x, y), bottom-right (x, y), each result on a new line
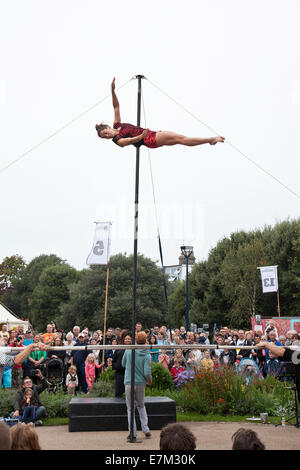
top-left (129, 74), bottom-right (145, 443)
top-left (185, 257), bottom-right (189, 332)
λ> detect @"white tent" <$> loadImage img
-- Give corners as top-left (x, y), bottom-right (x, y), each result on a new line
top-left (0, 302), bottom-right (29, 331)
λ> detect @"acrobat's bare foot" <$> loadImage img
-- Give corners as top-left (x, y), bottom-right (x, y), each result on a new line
top-left (210, 136), bottom-right (225, 145)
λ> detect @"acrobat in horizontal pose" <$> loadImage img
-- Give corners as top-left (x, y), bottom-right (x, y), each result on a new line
top-left (95, 78), bottom-right (225, 149)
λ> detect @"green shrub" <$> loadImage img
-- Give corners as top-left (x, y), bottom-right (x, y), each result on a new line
top-left (149, 363), bottom-right (174, 391)
top-left (0, 389), bottom-right (16, 417)
top-left (99, 367), bottom-right (114, 383)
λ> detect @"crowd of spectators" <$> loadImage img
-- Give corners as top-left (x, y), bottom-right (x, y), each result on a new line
top-left (1, 320), bottom-right (299, 397)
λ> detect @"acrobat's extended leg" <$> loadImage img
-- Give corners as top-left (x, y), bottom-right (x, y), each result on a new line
top-left (155, 131), bottom-right (225, 147)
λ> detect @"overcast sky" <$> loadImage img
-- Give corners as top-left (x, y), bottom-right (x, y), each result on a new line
top-left (1, 1), bottom-right (299, 271)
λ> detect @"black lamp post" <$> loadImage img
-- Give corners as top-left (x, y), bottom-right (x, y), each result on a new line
top-left (180, 245), bottom-right (194, 333)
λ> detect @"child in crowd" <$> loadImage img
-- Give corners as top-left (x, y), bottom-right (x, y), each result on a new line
top-left (20, 388), bottom-right (39, 424)
top-left (85, 354), bottom-right (103, 393)
top-left (66, 365), bottom-right (78, 395)
top-left (186, 351), bottom-right (198, 369)
top-left (170, 360), bottom-right (185, 380)
top-left (200, 349), bottom-right (214, 372)
top-left (158, 349), bottom-right (171, 370)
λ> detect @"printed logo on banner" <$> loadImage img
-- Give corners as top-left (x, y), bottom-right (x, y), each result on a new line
top-left (86, 222), bottom-right (112, 266)
top-left (258, 266), bottom-right (278, 293)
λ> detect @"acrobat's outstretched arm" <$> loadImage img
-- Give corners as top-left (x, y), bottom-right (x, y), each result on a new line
top-left (111, 77), bottom-right (121, 125)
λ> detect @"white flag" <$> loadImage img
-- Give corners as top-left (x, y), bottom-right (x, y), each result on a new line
top-left (258, 266), bottom-right (278, 293)
top-left (86, 222), bottom-right (112, 266)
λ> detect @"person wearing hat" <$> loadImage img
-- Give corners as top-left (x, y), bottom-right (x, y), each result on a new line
top-left (70, 333), bottom-right (89, 394)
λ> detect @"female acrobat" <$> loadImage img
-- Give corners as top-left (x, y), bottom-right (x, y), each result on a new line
top-left (95, 78), bottom-right (225, 149)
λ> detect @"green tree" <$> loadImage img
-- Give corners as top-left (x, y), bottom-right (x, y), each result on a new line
top-left (29, 264), bottom-right (80, 330)
top-left (59, 253), bottom-right (169, 332)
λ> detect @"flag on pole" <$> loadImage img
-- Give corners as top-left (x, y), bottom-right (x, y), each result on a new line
top-left (86, 222), bottom-right (112, 266)
top-left (258, 265), bottom-right (278, 293)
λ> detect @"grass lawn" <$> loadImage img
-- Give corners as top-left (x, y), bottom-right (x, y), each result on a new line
top-left (43, 413), bottom-right (284, 427)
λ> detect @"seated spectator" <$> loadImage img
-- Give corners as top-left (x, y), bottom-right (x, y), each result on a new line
top-left (19, 388), bottom-right (39, 424)
top-left (158, 349), bottom-right (170, 370)
top-left (232, 428), bottom-right (265, 450)
top-left (12, 371), bottom-right (47, 425)
top-left (170, 359), bottom-right (185, 380)
top-left (200, 349), bottom-right (214, 372)
top-left (160, 423), bottom-right (196, 450)
top-left (0, 421), bottom-right (11, 450)
top-left (10, 423), bottom-right (41, 450)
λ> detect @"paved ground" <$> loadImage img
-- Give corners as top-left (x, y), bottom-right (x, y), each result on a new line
top-left (35, 421), bottom-right (300, 450)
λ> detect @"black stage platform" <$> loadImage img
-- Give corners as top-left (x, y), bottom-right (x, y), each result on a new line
top-left (68, 396), bottom-right (176, 432)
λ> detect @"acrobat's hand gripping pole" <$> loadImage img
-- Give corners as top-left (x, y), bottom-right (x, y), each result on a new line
top-left (129, 74), bottom-right (146, 443)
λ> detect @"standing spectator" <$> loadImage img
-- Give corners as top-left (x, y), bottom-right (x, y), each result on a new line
top-left (264, 320), bottom-right (279, 340)
top-left (0, 324), bottom-right (9, 341)
top-left (148, 335), bottom-right (159, 363)
top-left (11, 335), bottom-right (24, 389)
top-left (135, 322), bottom-right (143, 334)
top-left (92, 331), bottom-right (100, 344)
top-left (112, 331), bottom-right (131, 398)
top-left (104, 338), bottom-right (117, 366)
top-left (211, 335), bottom-right (225, 364)
top-left (64, 332), bottom-right (75, 371)
top-left (43, 324), bottom-right (55, 346)
top-left (66, 365), bottom-right (78, 395)
top-left (151, 325), bottom-right (160, 338)
top-left (70, 332), bottom-right (89, 394)
top-left (279, 335), bottom-right (286, 346)
top-left (72, 326), bottom-right (80, 342)
top-left (27, 334), bottom-right (47, 381)
top-left (22, 331), bottom-right (34, 379)
top-left (265, 330), bottom-right (282, 360)
top-left (237, 332), bottom-right (254, 360)
top-left (122, 331), bottom-right (152, 441)
top-left (104, 328), bottom-right (115, 345)
top-left (179, 326), bottom-right (186, 340)
top-left (85, 354), bottom-right (102, 393)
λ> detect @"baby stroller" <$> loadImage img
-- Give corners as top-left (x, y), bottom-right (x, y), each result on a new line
top-left (45, 357), bottom-right (65, 393)
top-left (238, 358), bottom-right (262, 385)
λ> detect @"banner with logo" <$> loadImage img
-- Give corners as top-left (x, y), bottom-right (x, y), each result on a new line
top-left (258, 266), bottom-right (278, 293)
top-left (86, 222), bottom-right (112, 266)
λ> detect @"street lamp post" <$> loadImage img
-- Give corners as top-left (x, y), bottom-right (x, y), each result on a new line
top-left (180, 245), bottom-right (194, 333)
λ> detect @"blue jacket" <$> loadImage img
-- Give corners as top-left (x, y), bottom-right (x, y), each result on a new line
top-left (122, 349), bottom-right (152, 386)
top-left (71, 339), bottom-right (89, 366)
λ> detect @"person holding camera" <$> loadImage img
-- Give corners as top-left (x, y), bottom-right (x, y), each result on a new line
top-left (27, 334), bottom-right (48, 382)
top-left (12, 370), bottom-right (47, 426)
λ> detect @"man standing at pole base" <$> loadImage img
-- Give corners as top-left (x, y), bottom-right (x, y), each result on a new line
top-left (122, 331), bottom-right (152, 441)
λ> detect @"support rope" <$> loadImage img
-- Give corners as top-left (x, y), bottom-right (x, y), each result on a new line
top-left (0, 79), bottom-right (132, 175)
top-left (147, 79), bottom-right (300, 201)
top-left (141, 88), bottom-right (172, 339)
